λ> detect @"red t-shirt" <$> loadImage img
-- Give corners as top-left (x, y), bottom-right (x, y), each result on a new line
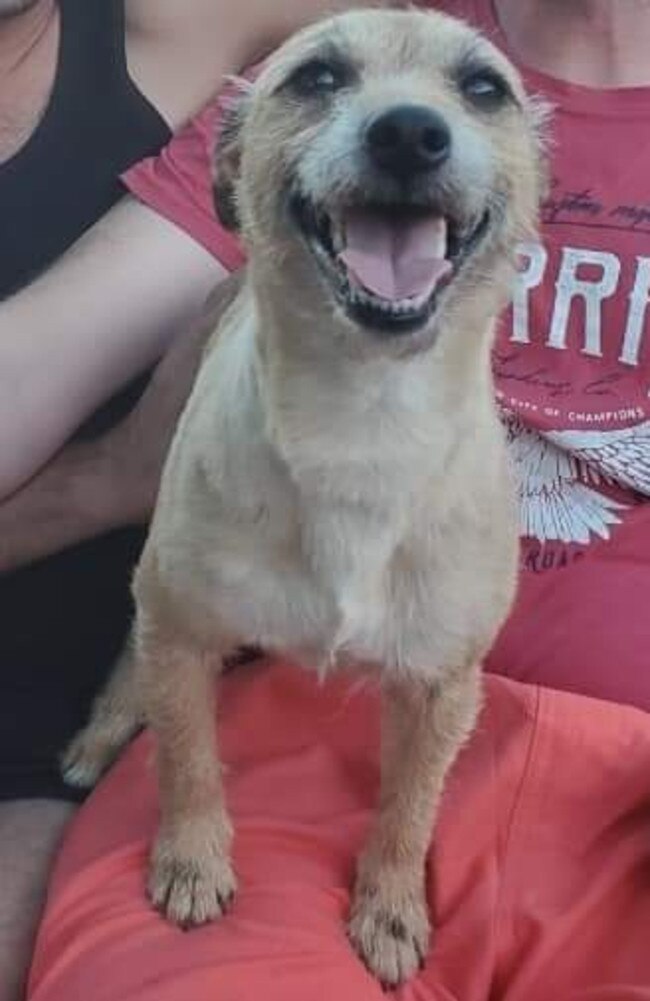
top-left (124, 0), bottom-right (650, 710)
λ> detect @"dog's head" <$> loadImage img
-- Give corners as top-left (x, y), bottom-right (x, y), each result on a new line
top-left (215, 9), bottom-right (546, 355)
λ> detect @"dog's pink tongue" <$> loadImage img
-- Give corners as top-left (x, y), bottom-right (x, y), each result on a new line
top-left (339, 210), bottom-right (450, 302)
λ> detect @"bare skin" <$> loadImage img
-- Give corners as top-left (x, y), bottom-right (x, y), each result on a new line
top-left (0, 0), bottom-right (58, 164)
top-left (496, 0), bottom-right (650, 88)
top-left (0, 801), bottom-right (73, 1001)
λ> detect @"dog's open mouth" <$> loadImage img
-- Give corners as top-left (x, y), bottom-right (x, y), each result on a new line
top-left (291, 194), bottom-right (490, 334)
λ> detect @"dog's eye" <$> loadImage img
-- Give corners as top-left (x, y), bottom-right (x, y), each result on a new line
top-left (286, 58), bottom-right (348, 97)
top-left (460, 68), bottom-right (511, 109)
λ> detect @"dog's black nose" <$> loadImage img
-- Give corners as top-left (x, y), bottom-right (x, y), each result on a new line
top-left (365, 105), bottom-right (451, 179)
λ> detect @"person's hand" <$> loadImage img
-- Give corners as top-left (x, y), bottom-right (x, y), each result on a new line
top-left (96, 272), bottom-right (243, 526)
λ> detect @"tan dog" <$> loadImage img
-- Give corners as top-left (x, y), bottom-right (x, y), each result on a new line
top-left (63, 8), bottom-right (545, 986)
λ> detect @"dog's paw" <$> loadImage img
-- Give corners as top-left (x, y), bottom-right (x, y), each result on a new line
top-left (347, 882), bottom-right (430, 987)
top-left (60, 729), bottom-right (118, 789)
top-left (148, 840), bottom-right (237, 928)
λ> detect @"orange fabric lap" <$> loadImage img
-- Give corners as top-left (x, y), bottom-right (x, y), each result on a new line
top-left (28, 662), bottom-right (650, 1001)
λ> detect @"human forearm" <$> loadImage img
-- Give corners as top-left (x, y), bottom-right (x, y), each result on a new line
top-left (0, 272), bottom-right (242, 573)
top-left (0, 441), bottom-right (134, 574)
top-left (0, 197), bottom-right (227, 500)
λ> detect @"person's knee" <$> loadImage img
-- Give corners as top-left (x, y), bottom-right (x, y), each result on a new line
top-left (0, 800), bottom-right (75, 1001)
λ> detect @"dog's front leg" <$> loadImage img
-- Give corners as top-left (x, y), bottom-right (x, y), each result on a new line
top-left (348, 665), bottom-right (481, 986)
top-left (141, 635), bottom-right (236, 927)
top-left (61, 637), bottom-right (141, 788)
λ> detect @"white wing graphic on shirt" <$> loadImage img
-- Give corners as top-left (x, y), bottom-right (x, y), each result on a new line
top-left (503, 415), bottom-right (629, 545)
top-left (546, 421), bottom-right (650, 498)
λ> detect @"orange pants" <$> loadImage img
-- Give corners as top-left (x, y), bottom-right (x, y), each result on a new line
top-left (28, 661), bottom-right (650, 1000)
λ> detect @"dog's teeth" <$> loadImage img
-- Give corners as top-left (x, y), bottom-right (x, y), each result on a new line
top-left (348, 285), bottom-right (428, 317)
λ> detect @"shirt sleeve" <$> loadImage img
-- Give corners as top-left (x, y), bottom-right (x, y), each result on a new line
top-left (122, 97), bottom-right (247, 273)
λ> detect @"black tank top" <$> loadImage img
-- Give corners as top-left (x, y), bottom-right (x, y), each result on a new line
top-left (0, 0), bottom-right (170, 295)
top-left (0, 0), bottom-right (171, 798)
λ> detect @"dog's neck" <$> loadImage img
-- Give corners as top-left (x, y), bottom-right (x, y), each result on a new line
top-left (247, 274), bottom-right (498, 487)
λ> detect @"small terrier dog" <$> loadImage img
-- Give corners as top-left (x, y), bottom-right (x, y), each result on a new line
top-left (64, 8), bottom-right (545, 986)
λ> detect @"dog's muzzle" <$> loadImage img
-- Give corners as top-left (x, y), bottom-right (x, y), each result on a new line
top-left (290, 104), bottom-right (491, 336)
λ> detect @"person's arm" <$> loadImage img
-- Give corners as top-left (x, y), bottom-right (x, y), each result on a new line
top-left (0, 197), bottom-right (227, 501)
top-left (0, 275), bottom-right (242, 574)
top-left (126, 0), bottom-right (367, 127)
top-left (0, 0), bottom-right (361, 501)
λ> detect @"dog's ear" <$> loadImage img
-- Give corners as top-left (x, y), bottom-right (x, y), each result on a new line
top-left (213, 79), bottom-right (251, 232)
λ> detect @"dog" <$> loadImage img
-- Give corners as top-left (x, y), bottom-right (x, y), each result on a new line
top-left (63, 8), bottom-right (545, 986)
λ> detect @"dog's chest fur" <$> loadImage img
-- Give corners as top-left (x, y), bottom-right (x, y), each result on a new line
top-left (151, 293), bottom-right (514, 680)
